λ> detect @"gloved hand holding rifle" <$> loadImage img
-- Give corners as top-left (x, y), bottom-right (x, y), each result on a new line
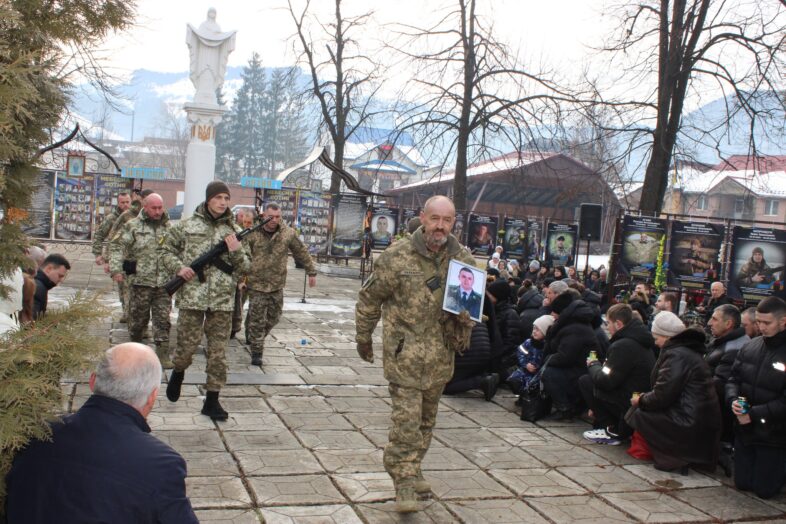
top-left (164, 216), bottom-right (272, 296)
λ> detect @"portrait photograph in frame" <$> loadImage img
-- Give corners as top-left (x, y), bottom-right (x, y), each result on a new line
top-left (67, 154), bottom-right (85, 178)
top-left (442, 259), bottom-right (485, 323)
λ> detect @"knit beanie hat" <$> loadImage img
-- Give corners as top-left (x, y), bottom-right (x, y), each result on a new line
top-left (487, 280), bottom-right (510, 302)
top-left (651, 311), bottom-right (686, 338)
top-left (533, 314), bottom-right (555, 336)
top-left (550, 292), bottom-right (574, 315)
top-left (491, 252), bottom-right (501, 259)
top-left (206, 180), bottom-right (230, 202)
top-left (529, 260), bottom-right (540, 271)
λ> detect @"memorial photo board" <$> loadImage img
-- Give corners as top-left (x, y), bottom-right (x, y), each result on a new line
top-left (667, 221), bottom-right (724, 289)
top-left (54, 174), bottom-right (95, 240)
top-left (618, 215), bottom-right (666, 280)
top-left (21, 170), bottom-right (55, 239)
top-left (545, 223), bottom-right (578, 268)
top-left (297, 191), bottom-right (331, 254)
top-left (728, 226), bottom-right (786, 302)
top-left (526, 219), bottom-right (543, 261)
top-left (467, 214), bottom-right (498, 255)
top-left (370, 205), bottom-right (398, 249)
top-left (502, 217), bottom-right (528, 258)
top-left (94, 173), bottom-right (131, 229)
top-left (265, 189), bottom-right (298, 226)
top-left (330, 193), bottom-right (366, 257)
top-left (443, 259), bottom-right (486, 323)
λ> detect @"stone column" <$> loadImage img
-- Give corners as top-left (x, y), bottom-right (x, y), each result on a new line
top-left (182, 104), bottom-right (226, 218)
top-left (182, 8), bottom-right (236, 219)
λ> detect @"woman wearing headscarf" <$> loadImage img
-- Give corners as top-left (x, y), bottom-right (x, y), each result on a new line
top-left (626, 312), bottom-right (721, 473)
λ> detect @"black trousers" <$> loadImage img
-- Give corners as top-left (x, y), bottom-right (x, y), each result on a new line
top-left (578, 374), bottom-right (633, 437)
top-left (542, 366), bottom-right (586, 411)
top-left (734, 436), bottom-right (786, 499)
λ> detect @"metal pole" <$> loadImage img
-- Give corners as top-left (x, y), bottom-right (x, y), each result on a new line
top-left (301, 269), bottom-right (307, 303)
top-left (584, 237), bottom-right (591, 282)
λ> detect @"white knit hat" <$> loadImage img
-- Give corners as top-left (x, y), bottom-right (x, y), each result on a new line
top-left (491, 252), bottom-right (501, 259)
top-left (651, 311), bottom-right (686, 338)
top-left (533, 315), bottom-right (555, 336)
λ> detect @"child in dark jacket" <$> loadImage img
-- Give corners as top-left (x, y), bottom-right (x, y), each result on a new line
top-left (506, 315), bottom-right (554, 394)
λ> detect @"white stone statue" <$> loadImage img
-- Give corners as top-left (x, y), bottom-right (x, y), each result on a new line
top-left (186, 8), bottom-right (236, 106)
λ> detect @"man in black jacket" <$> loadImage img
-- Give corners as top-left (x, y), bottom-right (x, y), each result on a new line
top-left (541, 290), bottom-right (600, 419)
top-left (5, 343), bottom-right (198, 523)
top-left (580, 303), bottom-right (655, 445)
top-left (727, 296), bottom-right (786, 499)
top-left (32, 253), bottom-right (70, 319)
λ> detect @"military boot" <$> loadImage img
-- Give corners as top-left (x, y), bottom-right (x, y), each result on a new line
top-left (156, 344), bottom-right (174, 370)
top-left (414, 472), bottom-right (431, 494)
top-left (251, 352), bottom-right (263, 366)
top-left (395, 483), bottom-right (418, 513)
top-left (201, 391), bottom-right (229, 421)
top-left (166, 370), bottom-right (185, 402)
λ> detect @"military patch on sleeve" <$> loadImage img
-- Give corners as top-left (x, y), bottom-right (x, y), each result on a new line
top-left (110, 231), bottom-right (123, 242)
top-left (361, 273), bottom-right (376, 289)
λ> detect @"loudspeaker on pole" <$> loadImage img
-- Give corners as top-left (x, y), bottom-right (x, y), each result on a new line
top-left (579, 203), bottom-right (603, 241)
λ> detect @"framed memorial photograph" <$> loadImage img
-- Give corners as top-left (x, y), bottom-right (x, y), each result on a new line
top-left (443, 259), bottom-right (485, 322)
top-left (67, 154), bottom-right (85, 178)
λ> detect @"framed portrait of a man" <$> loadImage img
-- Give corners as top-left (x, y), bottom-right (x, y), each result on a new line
top-left (443, 259), bottom-right (485, 322)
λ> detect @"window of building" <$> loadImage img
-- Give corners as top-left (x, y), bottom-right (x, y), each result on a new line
top-left (697, 194), bottom-right (708, 210)
top-left (765, 199), bottom-right (779, 216)
top-left (734, 198), bottom-right (746, 214)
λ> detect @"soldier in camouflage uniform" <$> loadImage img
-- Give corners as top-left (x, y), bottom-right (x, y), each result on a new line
top-left (92, 191), bottom-right (131, 320)
top-left (355, 195), bottom-right (475, 513)
top-left (246, 202), bottom-right (317, 365)
top-left (109, 193), bottom-right (173, 368)
top-left (231, 207), bottom-right (256, 340)
top-left (162, 181), bottom-right (250, 421)
top-left (103, 189), bottom-right (154, 322)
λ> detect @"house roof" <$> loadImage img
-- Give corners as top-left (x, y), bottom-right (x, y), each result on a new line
top-left (676, 167), bottom-right (786, 198)
top-left (393, 150), bottom-right (558, 191)
top-left (343, 127), bottom-right (427, 167)
top-left (349, 159), bottom-right (416, 175)
top-left (715, 155), bottom-right (786, 173)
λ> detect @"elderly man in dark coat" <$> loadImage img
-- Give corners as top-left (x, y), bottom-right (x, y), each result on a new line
top-left (626, 312), bottom-right (721, 473)
top-left (5, 343), bottom-right (198, 523)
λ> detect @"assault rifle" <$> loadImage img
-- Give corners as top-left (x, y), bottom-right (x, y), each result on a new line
top-left (164, 216), bottom-right (272, 296)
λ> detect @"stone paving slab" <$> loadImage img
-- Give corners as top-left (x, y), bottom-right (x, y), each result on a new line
top-left (180, 451), bottom-right (241, 477)
top-left (670, 486), bottom-right (784, 521)
top-left (296, 429), bottom-right (376, 450)
top-left (426, 469), bottom-right (513, 500)
top-left (259, 504), bottom-right (363, 524)
top-left (248, 474), bottom-right (346, 506)
top-left (154, 429), bottom-right (226, 454)
top-left (457, 445), bottom-right (547, 469)
top-left (312, 448), bottom-right (385, 473)
top-left (323, 396), bottom-right (391, 413)
top-left (600, 491), bottom-right (712, 522)
top-left (525, 443), bottom-right (613, 468)
top-left (527, 495), bottom-right (637, 523)
top-left (235, 449), bottom-right (324, 476)
top-left (488, 467), bottom-right (586, 497)
top-left (343, 413), bottom-right (391, 430)
top-left (356, 500), bottom-right (455, 523)
top-left (558, 465), bottom-right (654, 493)
top-left (332, 472), bottom-right (395, 502)
top-left (223, 429), bottom-right (304, 451)
top-left (421, 446), bottom-right (477, 471)
top-left (147, 412), bottom-right (217, 431)
top-left (445, 499), bottom-right (550, 524)
top-left (279, 412), bottom-right (354, 431)
top-left (216, 413), bottom-right (286, 432)
top-left (186, 476), bottom-right (252, 509)
top-left (316, 385), bottom-right (380, 397)
top-left (623, 464), bottom-right (722, 489)
top-left (194, 509), bottom-right (263, 523)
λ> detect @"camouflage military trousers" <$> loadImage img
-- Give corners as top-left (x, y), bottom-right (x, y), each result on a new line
top-left (117, 279), bottom-right (129, 320)
top-left (246, 289), bottom-right (284, 355)
top-left (232, 286), bottom-right (248, 336)
top-left (173, 309), bottom-right (232, 392)
top-left (384, 382), bottom-right (444, 486)
top-left (128, 285), bottom-right (171, 351)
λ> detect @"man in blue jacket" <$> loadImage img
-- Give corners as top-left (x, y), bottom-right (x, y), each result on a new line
top-left (5, 343), bottom-right (198, 523)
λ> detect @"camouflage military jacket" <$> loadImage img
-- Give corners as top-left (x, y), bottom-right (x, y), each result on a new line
top-left (160, 203), bottom-right (250, 312)
top-left (108, 209), bottom-right (171, 288)
top-left (246, 223), bottom-right (316, 293)
top-left (91, 206), bottom-right (124, 256)
top-left (355, 228), bottom-right (476, 389)
top-left (103, 201), bottom-right (142, 260)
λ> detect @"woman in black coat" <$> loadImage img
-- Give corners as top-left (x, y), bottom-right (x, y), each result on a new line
top-left (487, 280), bottom-right (523, 376)
top-left (541, 293), bottom-right (600, 419)
top-left (627, 312), bottom-right (721, 472)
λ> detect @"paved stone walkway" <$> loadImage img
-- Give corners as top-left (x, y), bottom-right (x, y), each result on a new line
top-left (49, 243), bottom-right (786, 523)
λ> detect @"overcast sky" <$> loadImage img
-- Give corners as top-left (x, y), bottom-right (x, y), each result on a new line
top-left (99, 0), bottom-right (611, 78)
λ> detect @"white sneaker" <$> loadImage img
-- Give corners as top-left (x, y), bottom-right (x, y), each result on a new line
top-left (582, 428), bottom-right (622, 445)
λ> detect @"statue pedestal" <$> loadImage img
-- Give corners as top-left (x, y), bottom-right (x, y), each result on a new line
top-left (182, 103), bottom-right (227, 219)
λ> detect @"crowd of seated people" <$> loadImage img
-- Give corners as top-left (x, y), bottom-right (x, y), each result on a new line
top-left (445, 250), bottom-right (786, 498)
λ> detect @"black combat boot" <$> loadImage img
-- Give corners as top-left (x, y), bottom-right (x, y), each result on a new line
top-left (201, 391), bottom-right (229, 421)
top-left (251, 352), bottom-right (262, 366)
top-left (166, 370), bottom-right (185, 402)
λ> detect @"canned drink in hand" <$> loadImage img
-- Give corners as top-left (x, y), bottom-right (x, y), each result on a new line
top-left (738, 396), bottom-right (750, 414)
top-left (588, 351), bottom-right (598, 362)
top-left (631, 392), bottom-right (641, 402)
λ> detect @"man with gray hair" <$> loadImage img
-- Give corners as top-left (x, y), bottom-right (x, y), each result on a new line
top-left (5, 343), bottom-right (198, 523)
top-left (543, 279), bottom-right (569, 307)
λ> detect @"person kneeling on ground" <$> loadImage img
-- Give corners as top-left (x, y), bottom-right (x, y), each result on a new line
top-left (726, 296), bottom-right (786, 499)
top-left (626, 312), bottom-right (721, 473)
top-left (541, 289), bottom-right (600, 420)
top-left (507, 314), bottom-right (553, 395)
top-left (580, 304), bottom-right (655, 446)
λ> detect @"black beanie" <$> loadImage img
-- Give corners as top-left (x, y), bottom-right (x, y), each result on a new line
top-left (206, 180), bottom-right (230, 202)
top-left (487, 280), bottom-right (511, 302)
top-left (550, 292), bottom-right (575, 315)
